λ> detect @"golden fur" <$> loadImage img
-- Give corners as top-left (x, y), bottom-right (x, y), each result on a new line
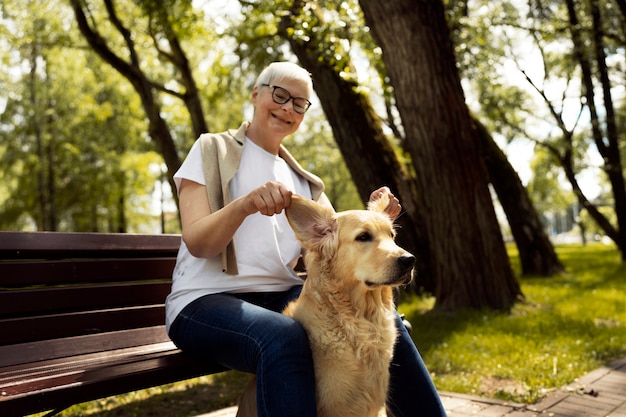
top-left (236, 195), bottom-right (415, 417)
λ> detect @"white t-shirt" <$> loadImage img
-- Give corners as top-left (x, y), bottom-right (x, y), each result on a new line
top-left (165, 137), bottom-right (313, 331)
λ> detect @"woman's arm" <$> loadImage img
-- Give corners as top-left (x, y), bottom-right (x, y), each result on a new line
top-left (178, 179), bottom-right (293, 258)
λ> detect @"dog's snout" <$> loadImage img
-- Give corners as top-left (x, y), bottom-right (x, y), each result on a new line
top-left (398, 254), bottom-right (416, 269)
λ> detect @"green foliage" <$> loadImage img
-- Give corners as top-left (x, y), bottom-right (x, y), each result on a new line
top-left (1, 0), bottom-right (618, 240)
top-left (194, 57), bottom-right (249, 137)
top-left (449, 0), bottom-right (625, 249)
top-left (527, 147), bottom-right (576, 213)
top-left (229, 0), bottom-right (287, 69)
top-left (0, 0), bottom-right (366, 232)
top-left (404, 243), bottom-right (625, 403)
top-left (0, 0), bottom-right (159, 232)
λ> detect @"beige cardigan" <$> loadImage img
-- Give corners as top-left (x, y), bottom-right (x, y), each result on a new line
top-left (200, 121), bottom-right (327, 275)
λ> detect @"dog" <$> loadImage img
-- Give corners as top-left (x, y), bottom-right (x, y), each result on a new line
top-left (236, 194), bottom-right (415, 417)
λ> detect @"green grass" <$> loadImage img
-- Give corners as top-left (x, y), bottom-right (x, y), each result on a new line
top-left (28, 372), bottom-right (251, 417)
top-left (29, 243), bottom-right (625, 416)
top-left (404, 243), bottom-right (626, 403)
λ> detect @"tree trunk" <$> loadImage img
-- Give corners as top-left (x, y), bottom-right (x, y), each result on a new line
top-left (474, 118), bottom-right (565, 276)
top-left (566, 0), bottom-right (626, 259)
top-left (279, 1), bottom-right (433, 289)
top-left (360, 0), bottom-right (522, 310)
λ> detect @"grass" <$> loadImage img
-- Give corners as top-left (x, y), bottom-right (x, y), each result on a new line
top-left (28, 372), bottom-right (251, 417)
top-left (29, 243), bottom-right (625, 416)
top-left (404, 243), bottom-right (626, 403)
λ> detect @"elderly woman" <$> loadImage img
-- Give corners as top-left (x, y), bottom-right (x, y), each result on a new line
top-left (166, 61), bottom-right (447, 417)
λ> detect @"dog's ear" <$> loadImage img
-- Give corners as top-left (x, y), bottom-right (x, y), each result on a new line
top-left (367, 192), bottom-right (391, 215)
top-left (286, 195), bottom-right (337, 259)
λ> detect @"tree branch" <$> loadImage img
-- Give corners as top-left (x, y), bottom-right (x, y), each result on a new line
top-left (103, 0), bottom-right (139, 67)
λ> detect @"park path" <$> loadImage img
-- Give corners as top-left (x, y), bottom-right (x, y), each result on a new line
top-left (440, 356), bottom-right (626, 416)
top-left (198, 356), bottom-right (626, 417)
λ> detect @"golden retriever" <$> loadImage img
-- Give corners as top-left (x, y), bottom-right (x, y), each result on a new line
top-left (236, 194), bottom-right (415, 417)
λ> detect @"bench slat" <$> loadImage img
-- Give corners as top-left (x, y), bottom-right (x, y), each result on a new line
top-left (0, 345), bottom-right (226, 417)
top-left (0, 305), bottom-right (165, 346)
top-left (0, 326), bottom-right (171, 368)
top-left (1, 343), bottom-right (179, 390)
top-left (0, 282), bottom-right (171, 316)
top-left (0, 258), bottom-right (176, 287)
top-left (0, 231), bottom-right (181, 259)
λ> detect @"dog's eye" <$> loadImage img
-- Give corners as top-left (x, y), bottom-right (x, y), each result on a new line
top-left (356, 232), bottom-right (372, 242)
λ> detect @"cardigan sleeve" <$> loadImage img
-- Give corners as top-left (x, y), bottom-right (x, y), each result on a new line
top-left (198, 125), bottom-right (246, 275)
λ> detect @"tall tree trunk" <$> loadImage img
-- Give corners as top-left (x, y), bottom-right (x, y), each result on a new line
top-left (566, 0), bottom-right (626, 259)
top-left (278, 1), bottom-right (433, 288)
top-left (474, 118), bottom-right (564, 276)
top-left (360, 0), bottom-right (522, 310)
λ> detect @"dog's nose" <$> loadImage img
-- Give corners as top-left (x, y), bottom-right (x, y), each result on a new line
top-left (398, 254), bottom-right (416, 269)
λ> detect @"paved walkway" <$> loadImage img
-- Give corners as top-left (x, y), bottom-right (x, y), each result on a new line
top-left (198, 357), bottom-right (626, 417)
top-left (441, 357), bottom-right (626, 417)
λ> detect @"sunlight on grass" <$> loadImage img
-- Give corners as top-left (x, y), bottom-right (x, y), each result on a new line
top-left (402, 243), bottom-right (626, 403)
top-left (28, 372), bottom-right (250, 417)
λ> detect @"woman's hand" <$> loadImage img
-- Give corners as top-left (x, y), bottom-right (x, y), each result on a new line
top-left (244, 181), bottom-right (293, 216)
top-left (179, 180), bottom-right (293, 258)
top-left (369, 186), bottom-right (402, 221)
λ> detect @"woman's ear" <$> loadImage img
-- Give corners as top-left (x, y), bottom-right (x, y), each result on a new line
top-left (251, 85), bottom-right (259, 106)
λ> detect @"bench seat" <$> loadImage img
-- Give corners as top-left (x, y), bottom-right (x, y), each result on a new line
top-left (0, 231), bottom-right (227, 417)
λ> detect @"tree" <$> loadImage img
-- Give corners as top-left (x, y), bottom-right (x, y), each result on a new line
top-left (0, 0), bottom-right (156, 232)
top-left (563, 0), bottom-right (626, 258)
top-left (474, 118), bottom-right (565, 276)
top-left (273, 0), bottom-right (431, 283)
top-left (359, 0), bottom-right (522, 309)
top-left (56, 0), bottom-right (595, 306)
top-left (69, 0), bottom-right (205, 208)
top-left (236, 0), bottom-right (544, 298)
top-left (455, 0), bottom-right (626, 261)
top-left (445, 1), bottom-right (565, 276)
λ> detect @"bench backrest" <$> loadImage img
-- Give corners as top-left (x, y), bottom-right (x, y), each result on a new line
top-left (0, 231), bottom-right (181, 367)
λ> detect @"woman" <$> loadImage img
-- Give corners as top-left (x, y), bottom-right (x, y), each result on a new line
top-left (166, 61), bottom-right (447, 417)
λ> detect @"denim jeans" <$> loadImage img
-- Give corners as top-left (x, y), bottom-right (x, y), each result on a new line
top-left (168, 286), bottom-right (447, 417)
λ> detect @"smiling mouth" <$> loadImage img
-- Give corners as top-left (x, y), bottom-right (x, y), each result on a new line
top-left (272, 113), bottom-right (292, 124)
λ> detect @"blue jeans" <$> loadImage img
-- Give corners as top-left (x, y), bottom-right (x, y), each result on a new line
top-left (168, 286), bottom-right (447, 417)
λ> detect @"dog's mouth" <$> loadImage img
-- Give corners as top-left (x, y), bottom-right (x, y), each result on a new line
top-left (365, 270), bottom-right (413, 288)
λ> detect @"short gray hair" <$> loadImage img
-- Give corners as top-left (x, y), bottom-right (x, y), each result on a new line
top-left (254, 62), bottom-right (313, 98)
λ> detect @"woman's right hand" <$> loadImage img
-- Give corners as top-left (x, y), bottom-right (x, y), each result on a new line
top-left (178, 179), bottom-right (293, 258)
top-left (243, 181), bottom-right (293, 216)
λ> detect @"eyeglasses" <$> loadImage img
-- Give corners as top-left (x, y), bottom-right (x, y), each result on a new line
top-left (262, 84), bottom-right (312, 114)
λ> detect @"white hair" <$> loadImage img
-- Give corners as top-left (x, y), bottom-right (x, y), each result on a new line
top-left (254, 62), bottom-right (313, 98)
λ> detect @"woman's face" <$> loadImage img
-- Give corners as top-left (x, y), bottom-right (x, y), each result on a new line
top-left (251, 78), bottom-right (309, 139)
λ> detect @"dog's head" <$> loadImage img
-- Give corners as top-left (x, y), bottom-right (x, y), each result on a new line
top-left (286, 195), bottom-right (415, 290)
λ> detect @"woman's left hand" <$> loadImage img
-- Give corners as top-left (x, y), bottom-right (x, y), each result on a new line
top-left (369, 186), bottom-right (401, 221)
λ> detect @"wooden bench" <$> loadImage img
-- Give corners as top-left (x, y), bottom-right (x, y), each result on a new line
top-left (0, 231), bottom-right (227, 417)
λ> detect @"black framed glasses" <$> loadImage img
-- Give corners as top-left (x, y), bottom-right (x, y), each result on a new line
top-left (262, 84), bottom-right (312, 114)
